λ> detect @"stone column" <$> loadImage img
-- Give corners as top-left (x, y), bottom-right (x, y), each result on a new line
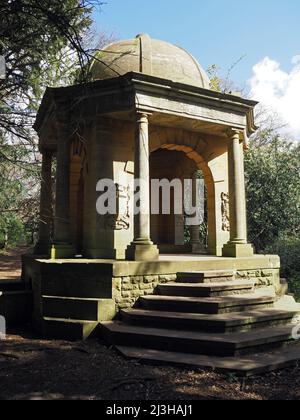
top-left (34, 149), bottom-right (53, 255)
top-left (126, 113), bottom-right (159, 261)
top-left (189, 171), bottom-right (203, 254)
top-left (223, 130), bottom-right (253, 257)
top-left (51, 117), bottom-right (75, 259)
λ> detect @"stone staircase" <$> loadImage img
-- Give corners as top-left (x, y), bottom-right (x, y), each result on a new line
top-left (40, 275), bottom-right (115, 340)
top-left (101, 270), bottom-right (300, 377)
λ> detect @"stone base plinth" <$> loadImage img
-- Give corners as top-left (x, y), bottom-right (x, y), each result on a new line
top-left (125, 243), bottom-right (159, 261)
top-left (222, 243), bottom-right (254, 258)
top-left (191, 243), bottom-right (206, 255)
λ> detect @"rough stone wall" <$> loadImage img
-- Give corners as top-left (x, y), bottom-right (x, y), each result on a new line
top-left (112, 269), bottom-right (281, 310)
top-left (236, 268), bottom-right (280, 289)
top-left (113, 274), bottom-right (177, 310)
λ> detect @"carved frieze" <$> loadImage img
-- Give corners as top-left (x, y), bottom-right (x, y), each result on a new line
top-left (221, 192), bottom-right (230, 232)
top-left (102, 183), bottom-right (130, 231)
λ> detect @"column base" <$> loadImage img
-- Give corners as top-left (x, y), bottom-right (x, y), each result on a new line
top-left (34, 241), bottom-right (51, 257)
top-left (222, 242), bottom-right (254, 258)
top-left (126, 242), bottom-right (159, 261)
top-left (191, 242), bottom-right (206, 255)
top-left (51, 243), bottom-right (75, 259)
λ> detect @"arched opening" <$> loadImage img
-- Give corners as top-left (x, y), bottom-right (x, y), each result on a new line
top-left (149, 146), bottom-right (214, 254)
top-left (69, 138), bottom-right (87, 254)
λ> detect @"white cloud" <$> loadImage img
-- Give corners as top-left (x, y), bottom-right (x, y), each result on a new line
top-left (249, 56), bottom-right (300, 140)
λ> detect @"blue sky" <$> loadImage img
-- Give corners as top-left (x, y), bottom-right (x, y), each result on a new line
top-left (93, 0), bottom-right (299, 84)
top-left (93, 0), bottom-right (300, 138)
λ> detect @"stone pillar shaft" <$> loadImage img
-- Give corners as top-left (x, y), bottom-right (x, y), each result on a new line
top-left (222, 130), bottom-right (253, 258)
top-left (35, 149), bottom-right (52, 255)
top-left (228, 131), bottom-right (247, 244)
top-left (52, 117), bottom-right (74, 258)
top-left (190, 171), bottom-right (202, 253)
top-left (126, 113), bottom-right (159, 261)
top-left (134, 113), bottom-right (151, 244)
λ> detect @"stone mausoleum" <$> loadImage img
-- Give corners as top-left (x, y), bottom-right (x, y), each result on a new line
top-left (22, 35), bottom-right (300, 375)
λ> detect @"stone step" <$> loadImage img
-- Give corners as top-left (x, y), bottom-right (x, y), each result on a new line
top-left (101, 321), bottom-right (296, 357)
top-left (121, 308), bottom-right (298, 333)
top-left (0, 290), bottom-right (33, 325)
top-left (116, 344), bottom-right (300, 377)
top-left (42, 296), bottom-right (115, 322)
top-left (139, 293), bottom-right (275, 314)
top-left (43, 317), bottom-right (98, 341)
top-left (157, 280), bottom-right (255, 298)
top-left (177, 270), bottom-right (235, 284)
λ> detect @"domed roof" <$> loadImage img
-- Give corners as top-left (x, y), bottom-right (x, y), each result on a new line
top-left (89, 34), bottom-right (210, 89)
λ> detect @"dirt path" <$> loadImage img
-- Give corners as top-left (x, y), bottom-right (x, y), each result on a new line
top-left (0, 247), bottom-right (31, 281)
top-left (0, 331), bottom-right (300, 400)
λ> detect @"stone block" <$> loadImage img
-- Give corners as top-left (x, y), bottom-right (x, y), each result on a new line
top-left (144, 276), bottom-right (159, 284)
top-left (118, 302), bottom-right (132, 310)
top-left (131, 290), bottom-right (144, 298)
top-left (121, 277), bottom-right (131, 285)
top-left (122, 284), bottom-right (134, 292)
top-left (139, 283), bottom-right (153, 290)
top-left (236, 271), bottom-right (247, 278)
top-left (121, 291), bottom-right (132, 299)
top-left (112, 278), bottom-right (121, 291)
top-left (159, 274), bottom-right (177, 283)
top-left (261, 270), bottom-right (274, 278)
top-left (131, 277), bottom-right (144, 284)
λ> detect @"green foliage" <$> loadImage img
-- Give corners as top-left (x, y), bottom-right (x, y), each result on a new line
top-left (245, 129), bottom-right (300, 301)
top-left (265, 237), bottom-right (300, 278)
top-left (207, 59), bottom-right (245, 94)
top-left (289, 276), bottom-right (300, 303)
top-left (0, 143), bottom-right (39, 246)
top-left (265, 237), bottom-right (300, 301)
top-left (207, 65), bottom-right (222, 92)
top-left (0, 214), bottom-right (25, 247)
top-left (245, 137), bottom-right (300, 252)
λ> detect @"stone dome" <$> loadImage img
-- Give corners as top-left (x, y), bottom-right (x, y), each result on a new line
top-left (89, 34), bottom-right (210, 89)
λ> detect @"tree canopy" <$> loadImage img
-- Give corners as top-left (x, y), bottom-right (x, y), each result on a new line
top-left (0, 0), bottom-right (104, 245)
top-left (0, 0), bottom-right (103, 150)
top-left (245, 135), bottom-right (300, 251)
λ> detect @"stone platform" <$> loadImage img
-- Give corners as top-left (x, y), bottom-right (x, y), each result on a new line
top-left (14, 254), bottom-right (300, 375)
top-left (21, 253), bottom-right (282, 334)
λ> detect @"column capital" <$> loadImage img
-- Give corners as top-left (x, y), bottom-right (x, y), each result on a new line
top-left (135, 112), bottom-right (151, 123)
top-left (226, 128), bottom-right (243, 140)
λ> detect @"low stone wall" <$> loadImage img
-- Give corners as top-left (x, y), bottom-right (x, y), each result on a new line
top-left (22, 254), bottom-right (281, 320)
top-left (112, 268), bottom-right (281, 311)
top-left (113, 274), bottom-right (177, 310)
top-left (236, 268), bottom-right (280, 289)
